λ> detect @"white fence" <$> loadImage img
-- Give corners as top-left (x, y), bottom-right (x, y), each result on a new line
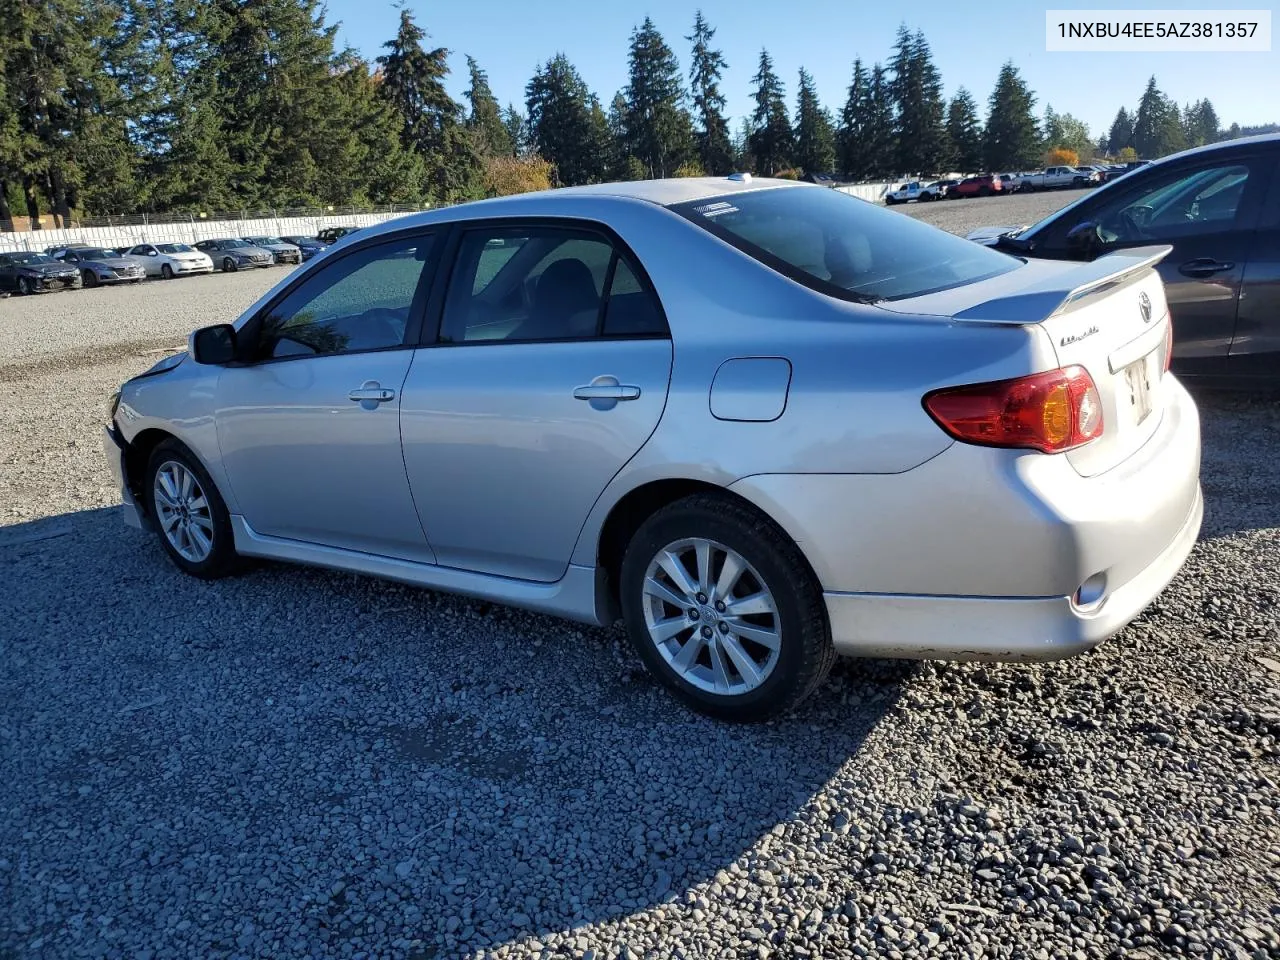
top-left (835, 182), bottom-right (896, 202)
top-left (0, 211), bottom-right (424, 253)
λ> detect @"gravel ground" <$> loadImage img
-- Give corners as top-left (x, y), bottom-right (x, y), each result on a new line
top-left (1, 192), bottom-right (1278, 960)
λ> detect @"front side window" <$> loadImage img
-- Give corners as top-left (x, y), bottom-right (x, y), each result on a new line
top-left (440, 226), bottom-right (665, 343)
top-left (1089, 163), bottom-right (1253, 244)
top-left (248, 233), bottom-right (435, 362)
top-left (671, 186), bottom-right (1019, 302)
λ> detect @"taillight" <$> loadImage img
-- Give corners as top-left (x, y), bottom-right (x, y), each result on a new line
top-left (1163, 319), bottom-right (1174, 373)
top-left (923, 366), bottom-right (1104, 454)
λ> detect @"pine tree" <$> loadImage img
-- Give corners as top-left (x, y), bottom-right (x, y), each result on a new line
top-left (890, 27), bottom-right (948, 174)
top-left (621, 17), bottom-right (691, 179)
top-left (836, 59), bottom-right (868, 179)
top-left (748, 49), bottom-right (791, 174)
top-left (984, 62), bottom-right (1039, 170)
top-left (325, 54), bottom-right (424, 204)
top-left (946, 89), bottom-right (983, 172)
top-left (501, 105), bottom-right (527, 157)
top-left (862, 64), bottom-right (897, 178)
top-left (378, 8), bottom-right (481, 203)
top-left (1184, 99), bottom-right (1220, 147)
top-left (465, 56), bottom-right (513, 158)
top-left (1132, 76), bottom-right (1186, 159)
top-left (1106, 107), bottom-right (1133, 154)
top-left (525, 54), bottom-right (608, 186)
top-left (686, 11), bottom-right (733, 175)
top-left (793, 67), bottom-right (835, 175)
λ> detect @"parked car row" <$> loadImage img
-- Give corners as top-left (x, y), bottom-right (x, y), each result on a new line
top-left (0, 228), bottom-right (364, 296)
top-left (886, 162), bottom-right (1155, 206)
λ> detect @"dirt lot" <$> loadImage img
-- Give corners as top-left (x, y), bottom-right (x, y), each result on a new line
top-left (1, 193), bottom-right (1276, 960)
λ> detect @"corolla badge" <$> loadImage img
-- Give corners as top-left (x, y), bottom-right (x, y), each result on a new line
top-left (1139, 291), bottom-right (1152, 323)
top-left (1060, 325), bottom-right (1099, 347)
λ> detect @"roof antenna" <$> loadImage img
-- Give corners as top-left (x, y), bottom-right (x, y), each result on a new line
top-left (727, 172), bottom-right (752, 183)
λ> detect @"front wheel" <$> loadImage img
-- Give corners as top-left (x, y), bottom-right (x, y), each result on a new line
top-left (146, 440), bottom-right (241, 579)
top-left (82, 270), bottom-right (98, 288)
top-left (17, 277), bottom-right (32, 295)
top-left (619, 494), bottom-right (834, 722)
top-left (222, 257), bottom-right (237, 273)
top-left (161, 263), bottom-right (174, 280)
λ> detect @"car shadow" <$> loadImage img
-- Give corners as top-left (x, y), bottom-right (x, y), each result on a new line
top-left (1188, 387), bottom-right (1280, 540)
top-left (0, 506), bottom-right (914, 957)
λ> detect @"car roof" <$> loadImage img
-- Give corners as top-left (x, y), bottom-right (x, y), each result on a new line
top-left (346, 176), bottom-right (809, 242)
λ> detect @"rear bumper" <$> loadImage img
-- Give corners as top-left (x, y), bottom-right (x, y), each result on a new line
top-left (104, 426), bottom-right (144, 530)
top-left (729, 377), bottom-right (1203, 662)
top-left (823, 483), bottom-right (1202, 661)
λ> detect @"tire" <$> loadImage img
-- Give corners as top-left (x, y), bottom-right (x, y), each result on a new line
top-left (619, 493), bottom-right (835, 722)
top-left (82, 270), bottom-right (98, 288)
top-left (161, 263), bottom-right (174, 280)
top-left (18, 277), bottom-right (32, 296)
top-left (145, 439), bottom-right (241, 579)
top-left (978, 186), bottom-right (991, 197)
top-left (222, 257), bottom-right (237, 273)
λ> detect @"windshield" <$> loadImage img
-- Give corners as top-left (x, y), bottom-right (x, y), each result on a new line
top-left (246, 237), bottom-right (279, 245)
top-left (670, 186), bottom-right (1020, 302)
top-left (157, 243), bottom-right (194, 254)
top-left (77, 248), bottom-right (117, 260)
top-left (10, 252), bottom-right (56, 265)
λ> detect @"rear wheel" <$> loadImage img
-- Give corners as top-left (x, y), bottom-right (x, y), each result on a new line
top-left (619, 494), bottom-right (834, 722)
top-left (161, 263), bottom-right (174, 280)
top-left (145, 440), bottom-right (241, 579)
top-left (978, 186), bottom-right (991, 197)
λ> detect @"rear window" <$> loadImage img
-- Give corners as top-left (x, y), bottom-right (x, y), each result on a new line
top-left (670, 186), bottom-right (1019, 302)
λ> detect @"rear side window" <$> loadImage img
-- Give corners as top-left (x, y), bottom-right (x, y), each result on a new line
top-left (670, 186), bottom-right (1019, 302)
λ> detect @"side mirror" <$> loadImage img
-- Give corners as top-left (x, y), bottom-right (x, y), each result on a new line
top-left (1065, 221), bottom-right (1104, 260)
top-left (190, 324), bottom-right (237, 365)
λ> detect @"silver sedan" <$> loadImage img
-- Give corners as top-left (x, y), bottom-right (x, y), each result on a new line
top-left (104, 176), bottom-right (1203, 720)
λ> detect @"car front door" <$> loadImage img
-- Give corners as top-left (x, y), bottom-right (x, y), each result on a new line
top-left (212, 229), bottom-right (442, 562)
top-left (1032, 154), bottom-right (1273, 375)
top-left (400, 221), bottom-right (674, 582)
top-left (1230, 154), bottom-right (1280, 382)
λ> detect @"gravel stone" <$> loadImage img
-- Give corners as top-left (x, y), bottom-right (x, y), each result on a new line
top-left (2, 193), bottom-right (1278, 959)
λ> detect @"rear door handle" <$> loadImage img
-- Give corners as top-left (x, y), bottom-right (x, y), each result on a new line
top-left (348, 380), bottom-right (395, 406)
top-left (1178, 258), bottom-right (1235, 278)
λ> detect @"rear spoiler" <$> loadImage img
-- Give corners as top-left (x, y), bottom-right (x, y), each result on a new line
top-left (952, 245), bottom-right (1173, 325)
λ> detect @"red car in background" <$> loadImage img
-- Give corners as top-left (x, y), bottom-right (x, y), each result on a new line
top-left (949, 174), bottom-right (1004, 198)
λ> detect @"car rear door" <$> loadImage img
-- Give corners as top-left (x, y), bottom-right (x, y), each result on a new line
top-left (1228, 152), bottom-right (1280, 382)
top-left (1030, 153), bottom-right (1273, 376)
top-left (211, 229), bottom-right (443, 562)
top-left (399, 220), bottom-right (673, 583)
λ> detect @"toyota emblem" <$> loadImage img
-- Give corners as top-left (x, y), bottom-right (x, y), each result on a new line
top-left (1139, 291), bottom-right (1152, 323)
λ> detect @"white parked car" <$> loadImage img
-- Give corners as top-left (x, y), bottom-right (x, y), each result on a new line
top-left (121, 243), bottom-right (215, 279)
top-left (885, 181), bottom-right (927, 204)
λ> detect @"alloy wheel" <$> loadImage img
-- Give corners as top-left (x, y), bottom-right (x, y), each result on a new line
top-left (153, 460), bottom-right (215, 563)
top-left (641, 537), bottom-right (782, 696)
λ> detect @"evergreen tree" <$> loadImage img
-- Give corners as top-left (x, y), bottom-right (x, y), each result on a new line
top-left (1106, 107), bottom-right (1133, 154)
top-left (1184, 99), bottom-right (1220, 146)
top-left (1132, 76), bottom-right (1185, 159)
top-left (984, 62), bottom-right (1039, 170)
top-left (836, 59), bottom-right (868, 179)
top-left (525, 54), bottom-right (608, 185)
top-left (378, 8), bottom-right (481, 203)
top-left (890, 26), bottom-right (948, 173)
top-left (946, 88), bottom-right (983, 172)
top-left (465, 56), bottom-right (513, 157)
top-left (686, 11), bottom-right (733, 175)
top-left (501, 105), bottom-right (527, 157)
top-left (748, 49), bottom-right (791, 174)
top-left (793, 67), bottom-right (835, 175)
top-left (862, 64), bottom-right (897, 178)
top-left (620, 17), bottom-right (691, 179)
top-left (325, 54), bottom-right (424, 204)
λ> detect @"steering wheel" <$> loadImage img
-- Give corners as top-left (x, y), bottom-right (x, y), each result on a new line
top-left (1119, 204), bottom-right (1155, 239)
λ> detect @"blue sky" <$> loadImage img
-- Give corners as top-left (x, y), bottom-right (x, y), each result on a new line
top-left (325, 0), bottom-right (1279, 138)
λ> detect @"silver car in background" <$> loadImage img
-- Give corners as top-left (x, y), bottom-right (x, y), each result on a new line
top-left (241, 236), bottom-right (303, 265)
top-left (104, 176), bottom-right (1202, 720)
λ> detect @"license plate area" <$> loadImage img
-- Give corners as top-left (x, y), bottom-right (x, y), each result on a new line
top-left (1123, 353), bottom-right (1155, 425)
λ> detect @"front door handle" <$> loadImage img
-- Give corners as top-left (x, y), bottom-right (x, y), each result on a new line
top-left (573, 375), bottom-right (641, 411)
top-left (1178, 258), bottom-right (1235, 278)
top-left (348, 380), bottom-right (395, 408)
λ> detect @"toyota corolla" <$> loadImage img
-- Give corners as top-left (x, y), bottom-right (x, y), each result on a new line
top-left (104, 176), bottom-right (1203, 721)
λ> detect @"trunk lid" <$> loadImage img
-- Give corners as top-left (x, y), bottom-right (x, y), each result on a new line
top-left (879, 245), bottom-right (1175, 477)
